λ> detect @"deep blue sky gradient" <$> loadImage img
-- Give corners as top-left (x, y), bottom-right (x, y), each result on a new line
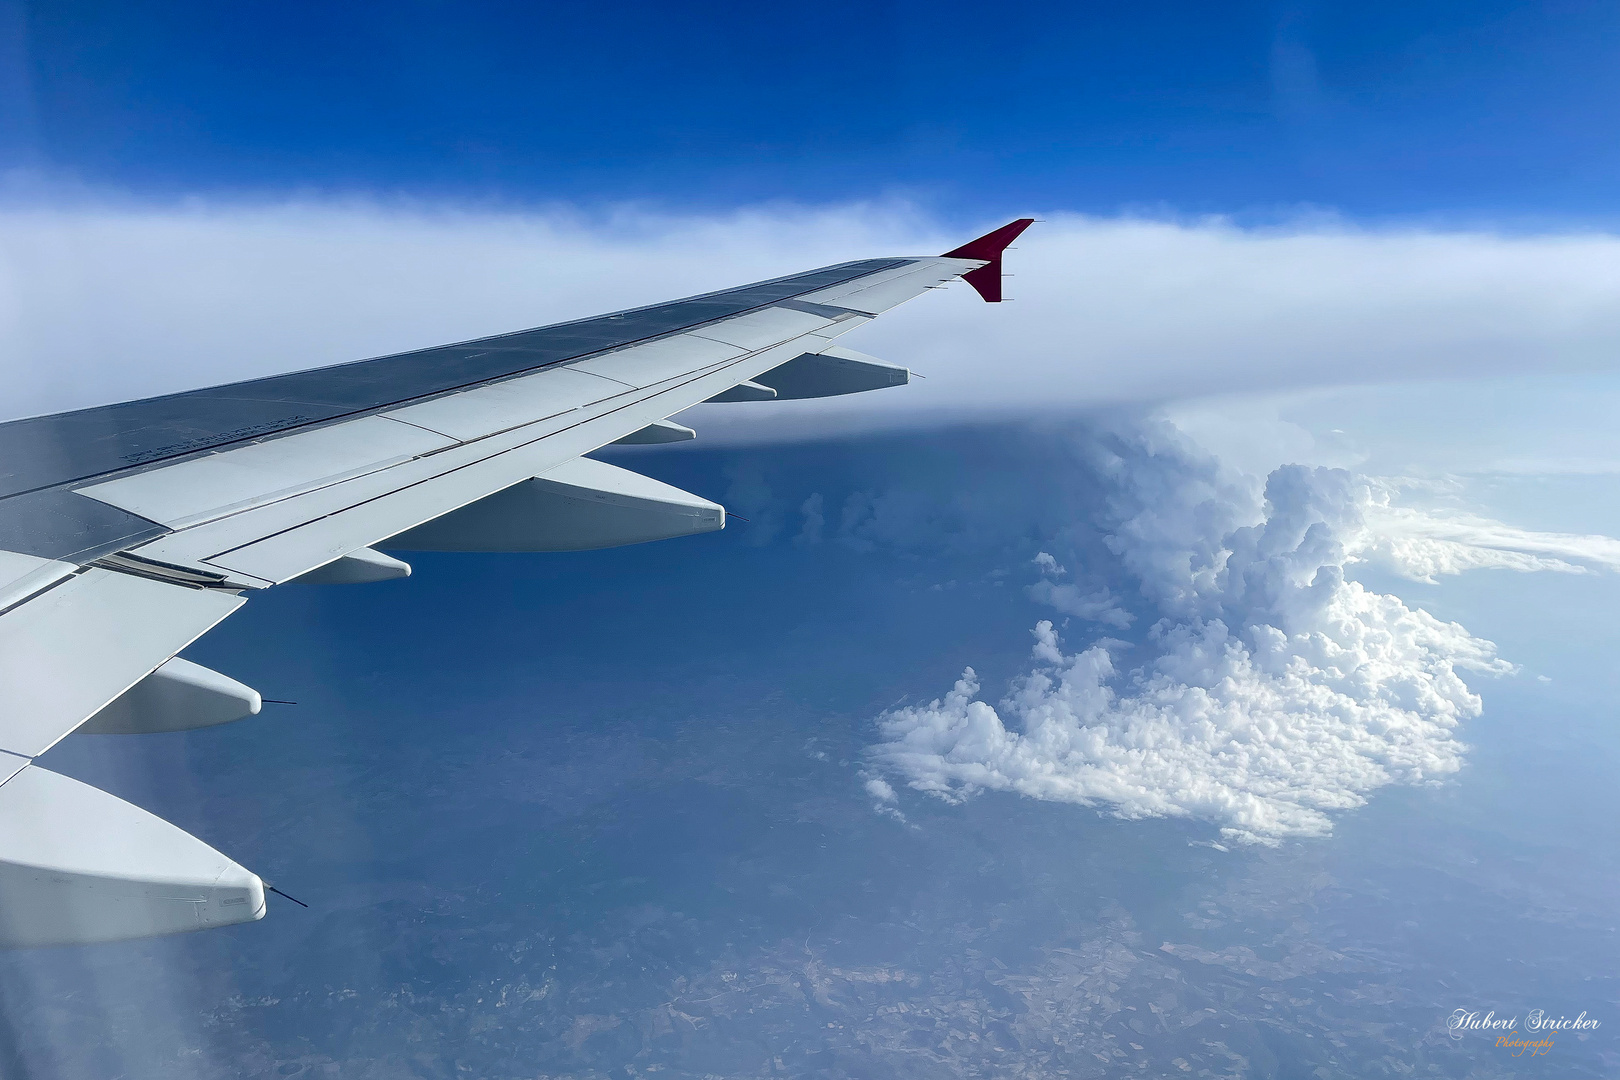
top-left (4, 0), bottom-right (1619, 219)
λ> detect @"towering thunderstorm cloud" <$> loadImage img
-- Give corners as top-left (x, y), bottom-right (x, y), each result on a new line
top-left (864, 421), bottom-right (1616, 844)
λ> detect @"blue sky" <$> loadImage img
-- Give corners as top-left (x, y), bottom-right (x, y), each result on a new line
top-left (5, 0), bottom-right (1620, 219)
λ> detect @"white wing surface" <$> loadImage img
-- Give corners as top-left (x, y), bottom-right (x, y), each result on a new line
top-left (0, 219), bottom-right (1033, 946)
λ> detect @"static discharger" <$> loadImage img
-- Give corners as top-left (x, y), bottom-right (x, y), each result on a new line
top-left (266, 885), bottom-right (308, 909)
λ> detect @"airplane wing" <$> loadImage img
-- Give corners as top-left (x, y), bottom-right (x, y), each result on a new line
top-left (0, 218), bottom-right (1033, 947)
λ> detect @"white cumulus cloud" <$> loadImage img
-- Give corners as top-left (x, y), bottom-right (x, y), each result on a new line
top-left (1026, 551), bottom-right (1133, 628)
top-left (864, 777), bottom-right (898, 803)
top-left (869, 423), bottom-right (1529, 844)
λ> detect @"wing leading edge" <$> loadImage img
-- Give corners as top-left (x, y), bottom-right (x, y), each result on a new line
top-left (0, 219), bottom-right (1032, 947)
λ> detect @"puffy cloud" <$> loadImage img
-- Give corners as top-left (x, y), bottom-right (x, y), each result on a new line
top-left (870, 422), bottom-right (1528, 844)
top-left (1032, 552), bottom-right (1066, 576)
top-left (1026, 550), bottom-right (1133, 628)
top-left (1025, 580), bottom-right (1134, 628)
top-left (5, 199), bottom-right (1620, 435)
top-left (864, 777), bottom-right (897, 803)
top-left (794, 493), bottom-right (826, 547)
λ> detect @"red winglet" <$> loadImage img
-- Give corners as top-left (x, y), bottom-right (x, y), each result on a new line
top-left (941, 218), bottom-right (1035, 303)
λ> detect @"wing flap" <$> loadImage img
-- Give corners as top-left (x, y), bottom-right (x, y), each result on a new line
top-left (568, 335), bottom-right (746, 390)
top-left (688, 307), bottom-right (831, 351)
top-left (383, 366), bottom-right (632, 440)
top-left (77, 416), bottom-right (457, 530)
top-left (124, 383), bottom-right (642, 579)
top-left (0, 569), bottom-right (244, 757)
top-left (0, 551), bottom-right (78, 612)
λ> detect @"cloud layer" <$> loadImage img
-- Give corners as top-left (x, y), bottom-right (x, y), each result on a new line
top-left (5, 198), bottom-right (1620, 432)
top-left (865, 422), bottom-right (1569, 844)
top-left (1351, 479), bottom-right (1620, 578)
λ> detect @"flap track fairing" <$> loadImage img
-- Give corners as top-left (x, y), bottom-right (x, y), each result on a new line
top-left (384, 457), bottom-right (724, 553)
top-left (704, 380), bottom-right (776, 403)
top-left (78, 657), bottom-right (261, 735)
top-left (0, 765), bottom-right (264, 947)
top-left (613, 420), bottom-right (698, 445)
top-left (291, 547), bottom-right (413, 585)
top-left (755, 346), bottom-right (909, 399)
